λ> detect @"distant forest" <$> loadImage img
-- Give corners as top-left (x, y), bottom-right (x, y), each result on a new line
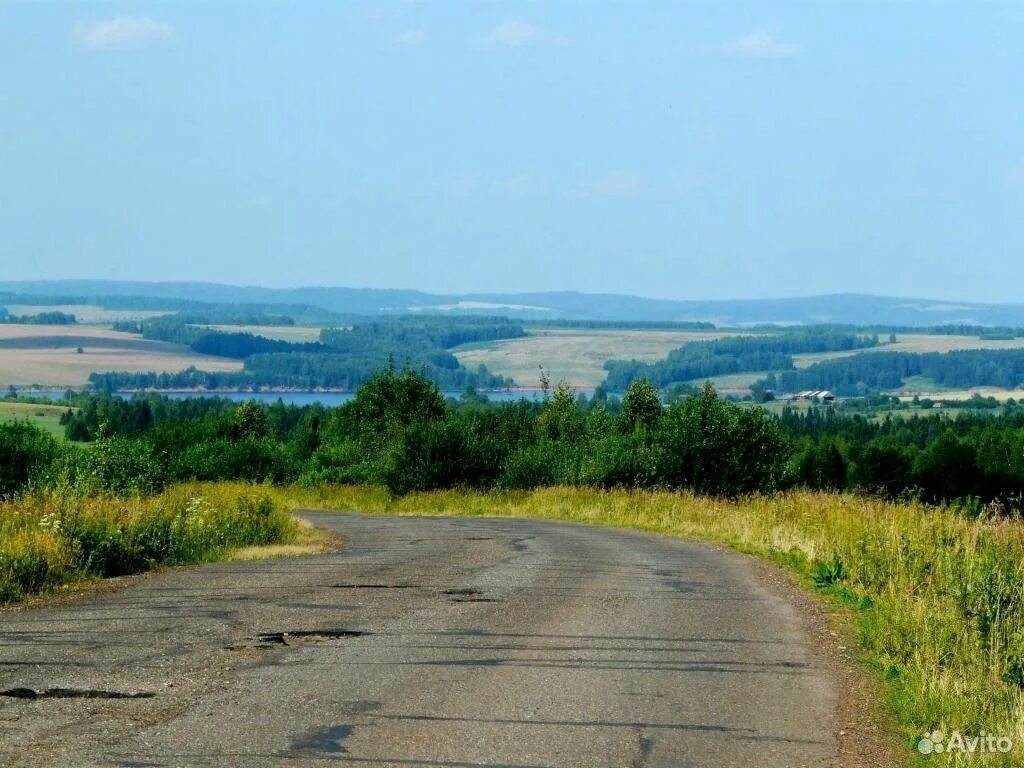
top-left (0, 307), bottom-right (77, 325)
top-left (762, 349), bottom-right (1024, 396)
top-left (92, 314), bottom-right (524, 391)
top-left (603, 331), bottom-right (879, 390)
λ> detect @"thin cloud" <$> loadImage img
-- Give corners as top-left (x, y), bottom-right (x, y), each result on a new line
top-left (394, 28), bottom-right (427, 48)
top-left (491, 173), bottom-right (533, 196)
top-left (75, 16), bottom-right (175, 50)
top-left (724, 31), bottom-right (799, 59)
top-left (485, 21), bottom-right (538, 48)
top-left (587, 172), bottom-right (644, 199)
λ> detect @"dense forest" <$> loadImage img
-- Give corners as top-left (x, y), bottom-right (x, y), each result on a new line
top-left (93, 315), bottom-right (524, 391)
top-left (2, 368), bottom-right (1019, 510)
top-left (763, 349), bottom-right (1024, 395)
top-left (603, 331), bottom-right (879, 390)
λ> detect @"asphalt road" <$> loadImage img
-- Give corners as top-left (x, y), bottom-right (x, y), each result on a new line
top-left (0, 513), bottom-right (839, 767)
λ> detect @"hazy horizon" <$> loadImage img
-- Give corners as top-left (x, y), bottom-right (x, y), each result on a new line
top-left (2, 2), bottom-right (1021, 302)
top-left (7, 277), bottom-right (1024, 311)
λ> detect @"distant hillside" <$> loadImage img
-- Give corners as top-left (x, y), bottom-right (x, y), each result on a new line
top-left (3, 280), bottom-right (1024, 326)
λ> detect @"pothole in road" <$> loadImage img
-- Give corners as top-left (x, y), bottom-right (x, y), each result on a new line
top-left (291, 724), bottom-right (353, 755)
top-left (257, 629), bottom-right (371, 646)
top-left (663, 578), bottom-right (697, 593)
top-left (442, 588), bottom-right (498, 603)
top-left (1, 687), bottom-right (154, 700)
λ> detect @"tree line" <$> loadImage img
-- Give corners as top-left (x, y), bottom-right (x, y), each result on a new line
top-left (94, 315), bottom-right (524, 391)
top-left (763, 349), bottom-right (1024, 395)
top-left (603, 331), bottom-right (879, 390)
top-left (0, 308), bottom-right (76, 324)
top-left (3, 368), bottom-right (1022, 510)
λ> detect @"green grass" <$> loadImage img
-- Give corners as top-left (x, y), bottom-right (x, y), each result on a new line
top-left (898, 375), bottom-right (955, 393)
top-left (194, 324), bottom-right (325, 343)
top-left (683, 371), bottom-right (767, 390)
top-left (0, 483), bottom-right (297, 603)
top-left (281, 485), bottom-right (1024, 765)
top-left (0, 401), bottom-right (75, 438)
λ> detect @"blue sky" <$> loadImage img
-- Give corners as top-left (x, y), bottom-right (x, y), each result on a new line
top-left (1, 2), bottom-right (1021, 301)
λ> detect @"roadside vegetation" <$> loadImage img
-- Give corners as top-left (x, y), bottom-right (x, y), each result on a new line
top-left (282, 484), bottom-right (1024, 766)
top-left (0, 483), bottom-right (296, 603)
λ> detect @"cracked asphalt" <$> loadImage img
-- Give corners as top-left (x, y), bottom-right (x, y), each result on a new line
top-left (0, 512), bottom-right (839, 767)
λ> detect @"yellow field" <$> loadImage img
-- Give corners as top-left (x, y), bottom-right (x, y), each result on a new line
top-left (4, 305), bottom-right (170, 323)
top-left (896, 386), bottom-right (1023, 401)
top-left (453, 328), bottom-right (734, 388)
top-left (0, 324), bottom-right (242, 387)
top-left (793, 333), bottom-right (1024, 368)
top-left (196, 324), bottom-right (324, 342)
top-left (455, 329), bottom-right (1024, 390)
top-left (901, 391), bottom-right (1019, 403)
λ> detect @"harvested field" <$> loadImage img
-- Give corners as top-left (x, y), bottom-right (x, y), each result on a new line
top-left (0, 325), bottom-right (242, 387)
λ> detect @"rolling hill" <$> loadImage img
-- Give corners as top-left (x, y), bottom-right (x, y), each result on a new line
top-left (4, 280), bottom-right (1024, 326)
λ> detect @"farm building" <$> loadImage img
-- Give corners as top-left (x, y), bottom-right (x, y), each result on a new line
top-left (792, 390), bottom-right (836, 402)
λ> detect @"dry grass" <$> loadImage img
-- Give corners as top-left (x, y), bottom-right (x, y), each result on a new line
top-left (0, 324), bottom-right (242, 387)
top-left (453, 328), bottom-right (735, 388)
top-left (282, 485), bottom-right (1024, 765)
top-left (897, 388), bottom-right (1023, 402)
top-left (793, 333), bottom-right (1024, 369)
top-left (0, 325), bottom-right (150, 342)
top-left (455, 330), bottom-right (1024, 391)
top-left (229, 517), bottom-right (335, 560)
top-left (0, 483), bottom-right (298, 603)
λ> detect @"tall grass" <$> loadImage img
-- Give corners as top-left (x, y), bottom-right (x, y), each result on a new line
top-left (0, 483), bottom-right (297, 603)
top-left (282, 485), bottom-right (1024, 765)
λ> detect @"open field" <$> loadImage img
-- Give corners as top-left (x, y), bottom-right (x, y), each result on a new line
top-left (0, 400), bottom-right (74, 437)
top-left (4, 305), bottom-right (171, 323)
top-left (288, 484), bottom-right (1024, 765)
top-left (0, 324), bottom-right (242, 387)
top-left (455, 329), bottom-right (1024, 390)
top-left (453, 328), bottom-right (735, 388)
top-left (195, 324), bottom-right (324, 342)
top-left (895, 383), bottom-right (1023, 401)
top-left (793, 333), bottom-right (1024, 369)
top-left (684, 371), bottom-right (767, 391)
